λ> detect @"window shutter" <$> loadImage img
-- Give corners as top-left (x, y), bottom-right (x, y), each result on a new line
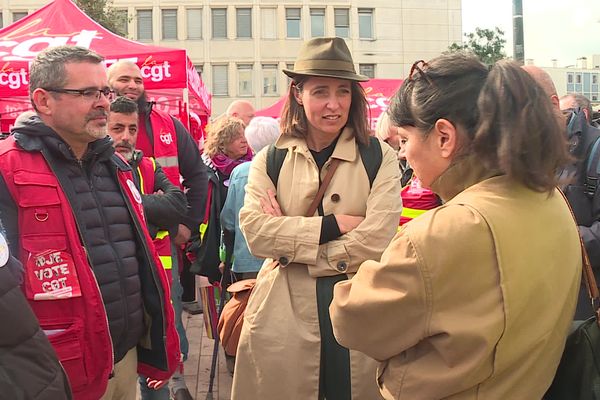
top-left (212, 8), bottom-right (227, 38)
top-left (162, 9), bottom-right (177, 40)
top-left (187, 9), bottom-right (202, 39)
top-left (137, 10), bottom-right (153, 41)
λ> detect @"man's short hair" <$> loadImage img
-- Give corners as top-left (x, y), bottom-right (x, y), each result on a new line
top-left (29, 46), bottom-right (105, 98)
top-left (110, 96), bottom-right (138, 114)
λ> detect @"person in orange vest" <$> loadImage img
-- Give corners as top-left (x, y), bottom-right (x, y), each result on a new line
top-left (107, 96), bottom-right (188, 400)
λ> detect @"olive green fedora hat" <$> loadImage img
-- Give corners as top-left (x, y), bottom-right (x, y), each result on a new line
top-left (283, 37), bottom-right (369, 82)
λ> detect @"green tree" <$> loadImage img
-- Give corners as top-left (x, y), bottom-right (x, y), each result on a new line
top-left (75, 0), bottom-right (127, 37)
top-left (447, 27), bottom-right (507, 65)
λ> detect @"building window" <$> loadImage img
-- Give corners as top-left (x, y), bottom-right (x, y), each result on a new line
top-left (212, 8), bottom-right (227, 39)
top-left (12, 12), bottom-right (27, 22)
top-left (594, 75), bottom-right (598, 84)
top-left (286, 62), bottom-right (295, 86)
top-left (576, 74), bottom-right (582, 84)
top-left (212, 65), bottom-right (228, 96)
top-left (334, 9), bottom-right (349, 38)
top-left (310, 9), bottom-right (325, 37)
top-left (194, 65), bottom-right (203, 78)
top-left (187, 9), bottom-right (202, 39)
top-left (236, 8), bottom-right (252, 38)
top-left (162, 9), bottom-right (177, 40)
top-left (137, 10), bottom-right (153, 41)
top-left (286, 8), bottom-right (301, 39)
top-left (593, 95), bottom-right (598, 101)
top-left (261, 8), bottom-right (277, 39)
top-left (263, 64), bottom-right (278, 96)
top-left (358, 9), bottom-right (373, 39)
top-left (0, 13), bottom-right (3, 29)
top-left (238, 64), bottom-right (253, 96)
top-left (567, 73), bottom-right (573, 84)
top-left (359, 64), bottom-right (375, 79)
top-left (116, 9), bottom-right (128, 37)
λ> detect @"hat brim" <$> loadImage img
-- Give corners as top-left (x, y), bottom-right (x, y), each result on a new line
top-left (283, 68), bottom-right (370, 82)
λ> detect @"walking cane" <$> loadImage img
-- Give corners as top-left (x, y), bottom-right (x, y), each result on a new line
top-left (206, 240), bottom-right (234, 400)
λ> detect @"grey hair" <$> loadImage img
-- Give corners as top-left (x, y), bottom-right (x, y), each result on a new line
top-left (374, 111), bottom-right (393, 142)
top-left (245, 116), bottom-right (280, 153)
top-left (562, 93), bottom-right (592, 121)
top-left (29, 46), bottom-right (104, 96)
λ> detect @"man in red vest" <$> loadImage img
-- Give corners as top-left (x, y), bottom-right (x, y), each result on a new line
top-left (108, 96), bottom-right (190, 399)
top-left (108, 61), bottom-right (206, 400)
top-left (0, 46), bottom-right (180, 400)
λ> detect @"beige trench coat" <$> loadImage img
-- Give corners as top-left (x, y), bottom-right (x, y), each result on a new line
top-left (232, 128), bottom-right (402, 399)
top-left (330, 158), bottom-right (582, 400)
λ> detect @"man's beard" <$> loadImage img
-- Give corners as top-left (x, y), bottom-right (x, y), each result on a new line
top-left (85, 110), bottom-right (109, 140)
top-left (116, 141), bottom-right (134, 161)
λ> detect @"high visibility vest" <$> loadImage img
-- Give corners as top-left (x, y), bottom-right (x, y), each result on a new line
top-left (400, 176), bottom-right (441, 226)
top-left (148, 109), bottom-right (181, 189)
top-left (136, 156), bottom-right (173, 272)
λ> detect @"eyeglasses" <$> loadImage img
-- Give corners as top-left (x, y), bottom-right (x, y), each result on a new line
top-left (44, 87), bottom-right (115, 102)
top-left (408, 60), bottom-right (436, 87)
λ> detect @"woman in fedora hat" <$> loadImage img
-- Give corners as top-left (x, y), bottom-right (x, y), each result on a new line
top-left (232, 37), bottom-right (402, 399)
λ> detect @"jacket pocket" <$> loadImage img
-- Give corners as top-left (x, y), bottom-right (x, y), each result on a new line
top-left (14, 172), bottom-right (66, 235)
top-left (41, 318), bottom-right (88, 391)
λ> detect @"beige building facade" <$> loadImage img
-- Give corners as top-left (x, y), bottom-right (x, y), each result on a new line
top-left (1, 0), bottom-right (462, 116)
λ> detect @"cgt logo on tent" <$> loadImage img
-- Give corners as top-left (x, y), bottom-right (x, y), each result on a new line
top-left (0, 64), bottom-right (28, 89)
top-left (140, 57), bottom-right (172, 83)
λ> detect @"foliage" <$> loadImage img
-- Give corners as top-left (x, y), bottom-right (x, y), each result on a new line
top-left (447, 27), bottom-right (507, 65)
top-left (75, 0), bottom-right (127, 37)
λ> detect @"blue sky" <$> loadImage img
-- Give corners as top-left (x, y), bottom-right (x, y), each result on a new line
top-left (461, 0), bottom-right (600, 67)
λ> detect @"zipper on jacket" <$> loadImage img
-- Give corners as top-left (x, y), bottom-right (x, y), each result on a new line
top-left (42, 150), bottom-right (115, 376)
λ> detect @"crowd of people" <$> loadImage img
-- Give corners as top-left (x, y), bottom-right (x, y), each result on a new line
top-left (0, 35), bottom-right (595, 400)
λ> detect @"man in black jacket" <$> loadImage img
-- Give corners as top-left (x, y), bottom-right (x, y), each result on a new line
top-left (108, 96), bottom-right (191, 399)
top-left (524, 66), bottom-right (600, 319)
top-left (0, 227), bottom-right (72, 400)
top-left (0, 45), bottom-right (179, 400)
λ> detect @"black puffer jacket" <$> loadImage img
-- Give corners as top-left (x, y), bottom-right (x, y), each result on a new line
top-left (560, 108), bottom-right (600, 319)
top-left (0, 243), bottom-right (72, 400)
top-left (0, 118), bottom-right (144, 363)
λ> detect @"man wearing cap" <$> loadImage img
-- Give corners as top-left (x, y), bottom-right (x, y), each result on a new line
top-left (232, 37), bottom-right (401, 400)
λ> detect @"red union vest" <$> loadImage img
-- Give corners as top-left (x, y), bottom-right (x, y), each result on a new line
top-left (136, 156), bottom-right (173, 275)
top-left (0, 138), bottom-right (180, 399)
top-left (400, 176), bottom-right (441, 226)
top-left (147, 108), bottom-right (181, 189)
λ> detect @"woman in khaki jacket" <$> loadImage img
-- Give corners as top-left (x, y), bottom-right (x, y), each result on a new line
top-left (231, 37), bottom-right (402, 399)
top-left (330, 53), bottom-right (583, 399)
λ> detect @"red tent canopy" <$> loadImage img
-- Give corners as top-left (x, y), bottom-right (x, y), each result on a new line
top-left (0, 0), bottom-right (211, 135)
top-left (256, 79), bottom-right (402, 130)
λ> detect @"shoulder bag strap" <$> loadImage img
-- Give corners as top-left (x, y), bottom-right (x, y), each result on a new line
top-left (305, 159), bottom-right (341, 217)
top-left (558, 188), bottom-right (600, 318)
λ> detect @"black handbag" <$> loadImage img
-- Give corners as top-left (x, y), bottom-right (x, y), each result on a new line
top-left (545, 192), bottom-right (600, 400)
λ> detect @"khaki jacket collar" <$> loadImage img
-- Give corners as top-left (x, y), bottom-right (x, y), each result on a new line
top-left (275, 127), bottom-right (357, 162)
top-left (430, 155), bottom-right (501, 202)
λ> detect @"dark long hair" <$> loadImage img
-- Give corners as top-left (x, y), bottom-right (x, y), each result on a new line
top-left (279, 76), bottom-right (371, 146)
top-left (388, 52), bottom-right (571, 193)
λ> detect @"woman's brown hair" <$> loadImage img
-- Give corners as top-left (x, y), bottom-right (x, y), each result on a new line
top-left (388, 52), bottom-right (571, 193)
top-left (204, 115), bottom-right (246, 158)
top-left (279, 76), bottom-right (371, 146)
